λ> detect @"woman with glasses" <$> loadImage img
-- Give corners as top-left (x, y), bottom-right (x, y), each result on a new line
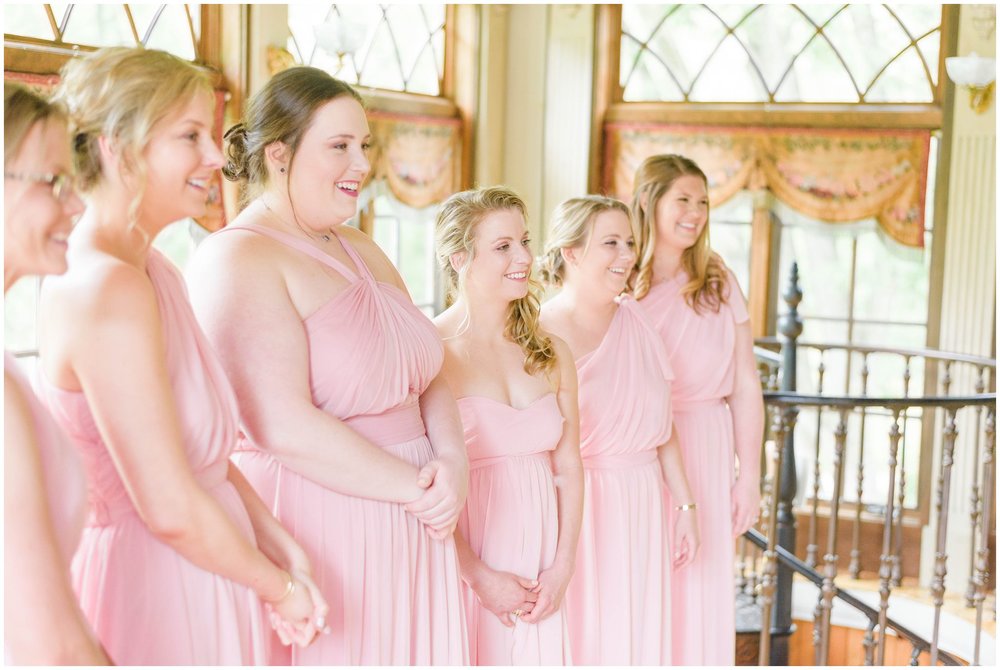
top-left (3, 82), bottom-right (108, 664)
top-left (34, 48), bottom-right (327, 664)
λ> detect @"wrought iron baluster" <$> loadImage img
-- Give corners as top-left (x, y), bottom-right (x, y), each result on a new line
top-left (758, 406), bottom-right (788, 666)
top-left (892, 356), bottom-right (914, 587)
top-left (929, 408), bottom-right (959, 666)
top-left (966, 365), bottom-right (988, 607)
top-left (973, 407), bottom-right (995, 665)
top-left (816, 409), bottom-right (848, 665)
top-left (876, 409), bottom-right (903, 665)
top-left (807, 352), bottom-right (826, 568)
top-left (850, 352), bottom-right (871, 579)
top-left (862, 619), bottom-right (876, 666)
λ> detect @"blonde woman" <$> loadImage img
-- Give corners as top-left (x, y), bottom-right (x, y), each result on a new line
top-left (538, 195), bottom-right (699, 664)
top-left (434, 187), bottom-right (583, 664)
top-left (632, 154), bottom-right (763, 665)
top-left (3, 83), bottom-right (108, 664)
top-left (186, 66), bottom-right (469, 665)
top-left (36, 48), bottom-right (325, 664)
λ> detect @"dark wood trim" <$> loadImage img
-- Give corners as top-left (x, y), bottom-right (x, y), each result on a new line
top-left (443, 4), bottom-right (479, 190)
top-left (588, 5), bottom-right (620, 193)
top-left (361, 88), bottom-right (458, 118)
top-left (605, 101), bottom-right (943, 129)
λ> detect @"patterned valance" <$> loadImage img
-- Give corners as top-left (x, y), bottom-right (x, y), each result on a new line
top-left (603, 123), bottom-right (931, 247)
top-left (4, 69), bottom-right (228, 232)
top-left (367, 111), bottom-right (461, 210)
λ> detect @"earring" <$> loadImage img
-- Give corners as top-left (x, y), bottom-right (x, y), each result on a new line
top-left (280, 167), bottom-right (286, 174)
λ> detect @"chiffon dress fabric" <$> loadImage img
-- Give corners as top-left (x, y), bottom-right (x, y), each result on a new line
top-left (563, 294), bottom-right (675, 665)
top-left (457, 392), bottom-right (571, 665)
top-left (5, 351), bottom-right (91, 664)
top-left (639, 268), bottom-right (750, 666)
top-left (37, 250), bottom-right (266, 665)
top-left (217, 223), bottom-right (468, 665)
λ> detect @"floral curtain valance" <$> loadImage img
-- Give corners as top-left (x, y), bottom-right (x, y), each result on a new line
top-left (367, 111), bottom-right (461, 210)
top-left (603, 123), bottom-right (931, 247)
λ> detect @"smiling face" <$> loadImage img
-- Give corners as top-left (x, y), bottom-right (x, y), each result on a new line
top-left (286, 96), bottom-right (371, 230)
top-left (139, 89), bottom-right (224, 226)
top-left (462, 208), bottom-right (533, 305)
top-left (564, 208), bottom-right (636, 299)
top-left (653, 174), bottom-right (709, 254)
top-left (4, 118), bottom-right (84, 281)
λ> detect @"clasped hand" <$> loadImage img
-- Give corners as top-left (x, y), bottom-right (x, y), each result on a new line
top-left (405, 456), bottom-right (468, 539)
top-left (267, 570), bottom-right (329, 648)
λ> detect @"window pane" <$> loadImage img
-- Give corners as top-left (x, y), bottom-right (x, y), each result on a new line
top-left (777, 215), bottom-right (858, 320)
top-left (620, 4), bottom-right (942, 103)
top-left (4, 3), bottom-right (57, 40)
top-left (61, 4), bottom-right (134, 48)
top-left (290, 4), bottom-right (445, 96)
top-left (852, 229), bottom-right (929, 324)
top-left (153, 219), bottom-right (209, 273)
top-left (710, 190), bottom-right (753, 294)
top-left (143, 4), bottom-right (199, 61)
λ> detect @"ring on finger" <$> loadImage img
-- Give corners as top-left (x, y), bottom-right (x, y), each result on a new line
top-left (512, 608), bottom-right (524, 617)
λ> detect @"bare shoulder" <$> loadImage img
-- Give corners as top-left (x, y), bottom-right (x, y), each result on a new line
top-left (48, 252), bottom-right (154, 322)
top-left (188, 225), bottom-right (288, 285)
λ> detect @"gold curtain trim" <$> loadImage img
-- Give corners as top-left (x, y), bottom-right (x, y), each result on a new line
top-left (604, 123), bottom-right (930, 248)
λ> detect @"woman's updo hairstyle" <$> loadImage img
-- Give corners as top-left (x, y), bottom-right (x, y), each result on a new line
top-left (223, 66), bottom-right (363, 204)
top-left (538, 195), bottom-right (631, 288)
top-left (435, 186), bottom-right (557, 377)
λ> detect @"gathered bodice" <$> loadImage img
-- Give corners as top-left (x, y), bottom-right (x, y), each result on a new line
top-left (37, 250), bottom-right (242, 522)
top-left (639, 268), bottom-right (749, 410)
top-left (575, 295), bottom-right (673, 462)
top-left (215, 224), bottom-right (444, 443)
top-left (458, 393), bottom-right (563, 466)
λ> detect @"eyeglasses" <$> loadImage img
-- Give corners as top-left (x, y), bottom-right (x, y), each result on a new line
top-left (4, 171), bottom-right (76, 202)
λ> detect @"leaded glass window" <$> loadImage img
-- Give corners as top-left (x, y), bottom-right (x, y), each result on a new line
top-left (620, 4), bottom-right (942, 103)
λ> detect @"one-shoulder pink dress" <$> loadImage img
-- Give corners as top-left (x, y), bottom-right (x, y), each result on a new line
top-left (220, 224), bottom-right (468, 665)
top-left (639, 268), bottom-right (750, 666)
top-left (457, 393), bottom-right (571, 665)
top-left (5, 351), bottom-right (92, 664)
top-left (562, 295), bottom-right (675, 665)
top-left (37, 250), bottom-right (266, 665)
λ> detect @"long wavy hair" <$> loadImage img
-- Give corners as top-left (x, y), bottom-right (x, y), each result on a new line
top-left (631, 153), bottom-right (728, 312)
top-left (435, 186), bottom-right (557, 377)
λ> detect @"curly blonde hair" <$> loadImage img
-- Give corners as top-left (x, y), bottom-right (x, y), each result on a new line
top-left (631, 154), bottom-right (728, 312)
top-left (539, 195), bottom-right (632, 288)
top-left (54, 47), bottom-right (213, 234)
top-left (435, 186), bottom-right (557, 377)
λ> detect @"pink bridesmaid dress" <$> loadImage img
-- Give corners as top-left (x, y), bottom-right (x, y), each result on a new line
top-left (457, 393), bottom-right (571, 665)
top-left (639, 268), bottom-right (750, 666)
top-left (563, 294), bottom-right (675, 665)
top-left (220, 224), bottom-right (468, 665)
top-left (37, 250), bottom-right (266, 665)
top-left (5, 352), bottom-right (87, 570)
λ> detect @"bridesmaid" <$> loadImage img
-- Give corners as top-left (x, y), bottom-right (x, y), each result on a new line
top-left (186, 66), bottom-right (470, 665)
top-left (36, 47), bottom-right (325, 665)
top-left (632, 154), bottom-right (764, 665)
top-left (433, 186), bottom-right (583, 664)
top-left (3, 83), bottom-right (107, 664)
top-left (538, 195), bottom-right (700, 664)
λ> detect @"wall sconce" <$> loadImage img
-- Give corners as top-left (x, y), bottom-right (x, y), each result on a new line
top-left (313, 18), bottom-right (367, 71)
top-left (945, 52), bottom-right (996, 114)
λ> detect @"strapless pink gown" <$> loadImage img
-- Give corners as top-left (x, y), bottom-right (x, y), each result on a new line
top-left (218, 224), bottom-right (468, 665)
top-left (562, 295), bottom-right (675, 665)
top-left (37, 250), bottom-right (266, 665)
top-left (639, 268), bottom-right (750, 666)
top-left (5, 351), bottom-right (91, 664)
top-left (457, 393), bottom-right (571, 665)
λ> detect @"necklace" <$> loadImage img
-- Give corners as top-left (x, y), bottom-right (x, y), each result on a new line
top-left (261, 197), bottom-right (333, 242)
